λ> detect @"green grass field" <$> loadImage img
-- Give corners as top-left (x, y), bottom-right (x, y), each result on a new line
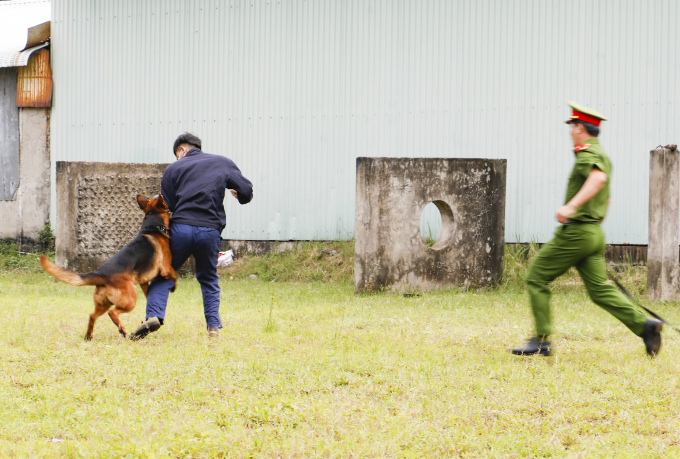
top-left (1, 245), bottom-right (679, 458)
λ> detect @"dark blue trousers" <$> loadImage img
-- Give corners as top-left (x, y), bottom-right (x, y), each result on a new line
top-left (145, 223), bottom-right (222, 328)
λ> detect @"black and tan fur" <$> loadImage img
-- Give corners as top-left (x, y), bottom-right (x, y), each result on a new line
top-left (40, 194), bottom-right (178, 340)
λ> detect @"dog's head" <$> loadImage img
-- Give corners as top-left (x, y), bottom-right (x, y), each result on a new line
top-left (137, 194), bottom-right (171, 229)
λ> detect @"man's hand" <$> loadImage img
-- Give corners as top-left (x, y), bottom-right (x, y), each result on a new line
top-left (229, 189), bottom-right (238, 199)
top-left (556, 204), bottom-right (577, 224)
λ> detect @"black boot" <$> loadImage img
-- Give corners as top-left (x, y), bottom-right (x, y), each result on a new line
top-left (129, 317), bottom-right (162, 341)
top-left (510, 337), bottom-right (551, 356)
top-left (639, 319), bottom-right (663, 357)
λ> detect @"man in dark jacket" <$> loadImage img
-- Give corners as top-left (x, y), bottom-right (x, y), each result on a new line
top-left (130, 133), bottom-right (253, 339)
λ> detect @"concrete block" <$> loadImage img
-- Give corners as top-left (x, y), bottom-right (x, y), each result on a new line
top-left (18, 108), bottom-right (50, 247)
top-left (354, 157), bottom-right (507, 293)
top-left (229, 240), bottom-right (296, 257)
top-left (648, 146), bottom-right (680, 301)
top-left (0, 201), bottom-right (19, 240)
top-left (0, 108), bottom-right (50, 246)
top-left (56, 161), bottom-right (169, 272)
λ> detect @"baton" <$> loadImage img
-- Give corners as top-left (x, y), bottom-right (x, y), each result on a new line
top-left (607, 269), bottom-right (680, 334)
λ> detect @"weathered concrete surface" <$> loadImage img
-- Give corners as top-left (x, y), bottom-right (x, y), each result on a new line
top-left (355, 157), bottom-right (507, 293)
top-left (56, 161), bottom-right (170, 272)
top-left (17, 108), bottom-right (51, 247)
top-left (0, 108), bottom-right (50, 247)
top-left (229, 240), bottom-right (296, 257)
top-left (648, 146), bottom-right (680, 301)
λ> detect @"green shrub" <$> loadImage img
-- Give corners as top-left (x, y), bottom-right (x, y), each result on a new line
top-left (36, 221), bottom-right (55, 254)
top-left (0, 239), bottom-right (42, 272)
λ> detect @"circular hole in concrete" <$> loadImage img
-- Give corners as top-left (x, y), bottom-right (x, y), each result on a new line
top-left (420, 200), bottom-right (454, 250)
top-left (420, 202), bottom-right (442, 247)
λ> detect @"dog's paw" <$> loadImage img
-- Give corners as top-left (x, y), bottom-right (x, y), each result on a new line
top-left (84, 334), bottom-right (93, 341)
top-left (170, 279), bottom-right (177, 293)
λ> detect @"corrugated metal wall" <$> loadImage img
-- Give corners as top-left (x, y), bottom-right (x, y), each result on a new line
top-left (51, 0), bottom-right (680, 243)
top-left (17, 49), bottom-right (53, 108)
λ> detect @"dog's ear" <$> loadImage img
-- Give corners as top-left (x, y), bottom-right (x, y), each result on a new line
top-left (151, 194), bottom-right (168, 212)
top-left (136, 194), bottom-right (149, 211)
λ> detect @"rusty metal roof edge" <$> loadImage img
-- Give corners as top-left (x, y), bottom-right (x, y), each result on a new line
top-left (16, 48), bottom-right (52, 107)
top-left (0, 0), bottom-right (51, 68)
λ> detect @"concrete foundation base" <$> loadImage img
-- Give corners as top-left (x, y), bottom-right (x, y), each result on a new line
top-left (228, 240), bottom-right (296, 257)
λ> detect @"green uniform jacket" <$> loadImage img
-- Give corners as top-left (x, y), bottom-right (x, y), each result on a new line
top-left (565, 138), bottom-right (611, 222)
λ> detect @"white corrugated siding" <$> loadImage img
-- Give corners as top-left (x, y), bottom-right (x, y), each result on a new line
top-left (51, 0), bottom-right (680, 243)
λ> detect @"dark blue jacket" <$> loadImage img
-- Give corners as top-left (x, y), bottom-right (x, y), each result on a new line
top-left (161, 148), bottom-right (253, 232)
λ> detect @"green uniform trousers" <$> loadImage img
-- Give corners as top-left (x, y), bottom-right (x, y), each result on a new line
top-left (526, 222), bottom-right (647, 337)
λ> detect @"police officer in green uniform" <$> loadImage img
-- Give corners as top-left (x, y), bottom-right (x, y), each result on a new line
top-left (511, 102), bottom-right (663, 357)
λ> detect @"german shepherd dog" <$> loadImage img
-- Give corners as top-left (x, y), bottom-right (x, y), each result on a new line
top-left (39, 194), bottom-right (178, 340)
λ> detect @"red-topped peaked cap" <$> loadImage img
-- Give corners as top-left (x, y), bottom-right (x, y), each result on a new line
top-left (565, 101), bottom-right (607, 126)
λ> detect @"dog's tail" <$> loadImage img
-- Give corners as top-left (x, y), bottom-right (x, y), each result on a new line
top-left (39, 255), bottom-right (108, 286)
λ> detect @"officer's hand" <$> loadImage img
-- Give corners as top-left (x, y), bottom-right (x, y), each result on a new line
top-left (556, 204), bottom-right (576, 224)
top-left (229, 189), bottom-right (238, 198)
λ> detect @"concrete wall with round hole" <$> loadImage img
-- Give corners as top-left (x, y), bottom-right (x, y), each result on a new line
top-left (420, 201), bottom-right (454, 250)
top-left (355, 157), bottom-right (507, 293)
